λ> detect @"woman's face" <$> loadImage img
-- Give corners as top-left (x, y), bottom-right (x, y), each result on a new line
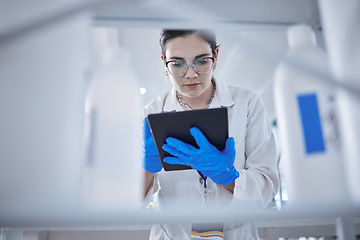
top-left (162, 33), bottom-right (218, 99)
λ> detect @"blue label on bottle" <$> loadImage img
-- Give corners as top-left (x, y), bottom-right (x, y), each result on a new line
top-left (297, 93), bottom-right (326, 154)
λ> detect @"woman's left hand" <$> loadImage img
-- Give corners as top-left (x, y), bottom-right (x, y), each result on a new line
top-left (162, 127), bottom-right (239, 185)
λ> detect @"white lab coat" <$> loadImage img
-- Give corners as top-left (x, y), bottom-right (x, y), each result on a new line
top-left (141, 78), bottom-right (279, 240)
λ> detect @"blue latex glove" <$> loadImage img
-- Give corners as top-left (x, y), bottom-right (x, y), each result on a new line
top-left (142, 118), bottom-right (162, 173)
top-left (162, 127), bottom-right (239, 185)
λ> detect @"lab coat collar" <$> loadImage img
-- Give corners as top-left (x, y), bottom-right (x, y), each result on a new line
top-left (163, 88), bottom-right (183, 112)
top-left (162, 78), bottom-right (235, 112)
top-left (210, 77), bottom-right (235, 108)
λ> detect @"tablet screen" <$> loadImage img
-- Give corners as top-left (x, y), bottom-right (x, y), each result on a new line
top-left (147, 108), bottom-right (228, 171)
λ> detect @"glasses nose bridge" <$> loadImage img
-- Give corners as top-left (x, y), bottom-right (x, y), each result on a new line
top-left (184, 61), bottom-right (199, 76)
top-left (183, 61), bottom-right (199, 75)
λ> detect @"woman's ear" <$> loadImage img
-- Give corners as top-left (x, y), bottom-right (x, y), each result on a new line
top-left (213, 47), bottom-right (219, 70)
top-left (160, 54), bottom-right (166, 65)
top-left (161, 54), bottom-right (168, 76)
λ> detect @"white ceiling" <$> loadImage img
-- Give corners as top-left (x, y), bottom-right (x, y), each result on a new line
top-left (92, 0), bottom-right (320, 29)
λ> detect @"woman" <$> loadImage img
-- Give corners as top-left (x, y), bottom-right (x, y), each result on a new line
top-left (141, 29), bottom-right (279, 239)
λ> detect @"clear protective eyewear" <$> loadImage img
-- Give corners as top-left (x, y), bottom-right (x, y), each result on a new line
top-left (165, 57), bottom-right (214, 77)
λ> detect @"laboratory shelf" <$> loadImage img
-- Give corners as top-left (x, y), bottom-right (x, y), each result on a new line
top-left (0, 202), bottom-right (359, 230)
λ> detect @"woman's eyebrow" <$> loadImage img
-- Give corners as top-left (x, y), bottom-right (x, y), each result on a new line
top-left (167, 56), bottom-right (185, 61)
top-left (167, 53), bottom-right (212, 61)
top-left (194, 53), bottom-right (212, 59)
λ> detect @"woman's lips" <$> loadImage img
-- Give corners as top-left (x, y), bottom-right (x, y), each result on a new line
top-left (184, 83), bottom-right (200, 89)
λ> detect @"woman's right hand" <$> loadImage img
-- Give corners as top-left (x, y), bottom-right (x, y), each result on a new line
top-left (143, 118), bottom-right (162, 173)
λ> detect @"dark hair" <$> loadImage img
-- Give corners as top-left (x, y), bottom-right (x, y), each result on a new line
top-left (160, 29), bottom-right (218, 58)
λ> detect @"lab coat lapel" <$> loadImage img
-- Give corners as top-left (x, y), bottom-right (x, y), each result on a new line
top-left (210, 78), bottom-right (235, 108)
top-left (162, 88), bottom-right (184, 112)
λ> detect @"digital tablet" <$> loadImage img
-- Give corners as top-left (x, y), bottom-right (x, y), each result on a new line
top-left (147, 107), bottom-right (228, 171)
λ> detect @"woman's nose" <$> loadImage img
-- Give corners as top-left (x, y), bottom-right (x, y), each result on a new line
top-left (184, 65), bottom-right (198, 79)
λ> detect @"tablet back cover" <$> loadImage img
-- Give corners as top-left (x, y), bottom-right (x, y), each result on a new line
top-left (147, 108), bottom-right (228, 171)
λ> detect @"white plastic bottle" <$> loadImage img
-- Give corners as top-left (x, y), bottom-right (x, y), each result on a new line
top-left (83, 28), bottom-right (143, 210)
top-left (318, 0), bottom-right (360, 207)
top-left (274, 25), bottom-right (350, 207)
